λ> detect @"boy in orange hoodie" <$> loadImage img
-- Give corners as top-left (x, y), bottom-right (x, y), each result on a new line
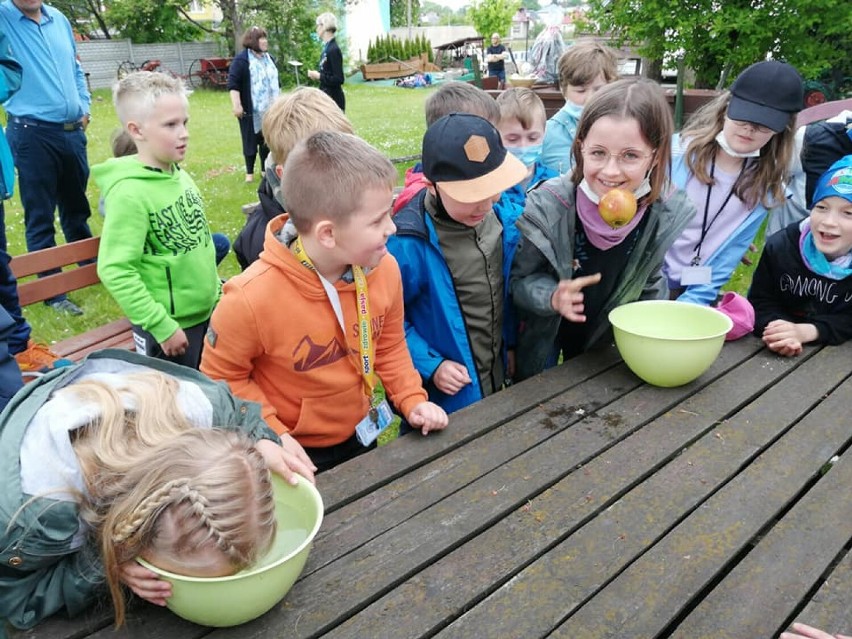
top-left (201, 131), bottom-right (447, 471)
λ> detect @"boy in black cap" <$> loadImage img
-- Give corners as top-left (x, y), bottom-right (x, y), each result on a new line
top-left (387, 113), bottom-right (527, 414)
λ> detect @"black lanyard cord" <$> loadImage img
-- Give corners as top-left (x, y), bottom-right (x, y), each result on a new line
top-left (692, 156), bottom-right (745, 265)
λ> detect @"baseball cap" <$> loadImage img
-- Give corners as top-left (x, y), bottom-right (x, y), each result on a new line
top-left (716, 292), bottom-right (755, 341)
top-left (811, 155), bottom-right (852, 207)
top-left (727, 61), bottom-right (803, 133)
top-left (422, 113), bottom-right (526, 203)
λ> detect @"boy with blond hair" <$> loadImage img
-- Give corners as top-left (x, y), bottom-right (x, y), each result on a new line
top-left (235, 87), bottom-right (354, 269)
top-left (94, 71), bottom-right (219, 368)
top-left (495, 87), bottom-right (558, 224)
top-left (388, 114), bottom-right (527, 414)
top-left (541, 41), bottom-right (619, 174)
top-left (202, 131), bottom-right (448, 471)
top-left (394, 82), bottom-right (501, 213)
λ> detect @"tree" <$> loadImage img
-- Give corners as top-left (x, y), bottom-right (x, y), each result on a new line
top-left (584, 0), bottom-right (852, 89)
top-left (468, 0), bottom-right (521, 39)
top-left (104, 0), bottom-right (204, 43)
top-left (390, 0), bottom-right (421, 28)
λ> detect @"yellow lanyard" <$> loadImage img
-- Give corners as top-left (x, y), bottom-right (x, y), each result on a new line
top-left (292, 236), bottom-right (377, 401)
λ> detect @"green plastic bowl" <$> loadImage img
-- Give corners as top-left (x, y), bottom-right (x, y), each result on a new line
top-left (608, 300), bottom-right (733, 387)
top-left (137, 473), bottom-right (323, 627)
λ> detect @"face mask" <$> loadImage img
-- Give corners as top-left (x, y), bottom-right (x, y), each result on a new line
top-left (578, 172), bottom-right (652, 205)
top-left (564, 101), bottom-right (583, 119)
top-left (310, 32), bottom-right (320, 43)
top-left (507, 144), bottom-right (543, 169)
top-left (715, 131), bottom-right (761, 158)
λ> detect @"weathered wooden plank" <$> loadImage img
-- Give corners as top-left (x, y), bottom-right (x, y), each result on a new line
top-left (669, 456), bottom-right (852, 638)
top-left (207, 340), bottom-right (764, 639)
top-left (329, 341), bottom-right (807, 639)
top-left (792, 550), bottom-right (852, 634)
top-left (10, 238), bottom-right (100, 279)
top-left (315, 344), bottom-right (624, 512)
top-left (549, 343), bottom-right (852, 639)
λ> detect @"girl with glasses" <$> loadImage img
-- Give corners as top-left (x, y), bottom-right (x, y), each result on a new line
top-left (663, 61), bottom-right (804, 306)
top-left (511, 78), bottom-right (695, 381)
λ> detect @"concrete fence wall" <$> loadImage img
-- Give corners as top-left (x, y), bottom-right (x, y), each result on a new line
top-left (77, 40), bottom-right (225, 90)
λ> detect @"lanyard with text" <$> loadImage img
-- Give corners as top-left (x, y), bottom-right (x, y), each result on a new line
top-left (292, 236), bottom-right (377, 404)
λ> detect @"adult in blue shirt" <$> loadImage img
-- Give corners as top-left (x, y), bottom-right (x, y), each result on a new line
top-left (0, 0), bottom-right (93, 316)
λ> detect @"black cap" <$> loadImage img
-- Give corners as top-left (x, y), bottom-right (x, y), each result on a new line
top-left (422, 113), bottom-right (526, 203)
top-left (727, 61), bottom-right (803, 133)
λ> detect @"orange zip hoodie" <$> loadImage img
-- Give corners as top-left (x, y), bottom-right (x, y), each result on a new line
top-left (200, 214), bottom-right (427, 447)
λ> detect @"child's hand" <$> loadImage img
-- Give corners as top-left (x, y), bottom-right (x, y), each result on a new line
top-left (762, 320), bottom-right (817, 357)
top-left (256, 437), bottom-right (317, 485)
top-left (408, 401), bottom-right (448, 435)
top-left (551, 273), bottom-right (602, 322)
top-left (781, 622), bottom-right (851, 639)
top-left (119, 560), bottom-right (172, 606)
top-left (161, 328), bottom-right (189, 357)
top-left (433, 360), bottom-right (472, 395)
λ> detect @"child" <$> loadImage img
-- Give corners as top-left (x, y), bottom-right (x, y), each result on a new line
top-left (0, 349), bottom-right (315, 631)
top-left (94, 71), bottom-right (221, 369)
top-left (494, 87), bottom-right (558, 223)
top-left (103, 127), bottom-right (232, 265)
top-left (201, 131), bottom-right (448, 471)
top-left (747, 156), bottom-right (852, 356)
top-left (663, 60), bottom-right (804, 306)
top-left (234, 87), bottom-right (354, 270)
top-left (511, 78), bottom-right (695, 381)
top-left (387, 113), bottom-right (527, 413)
top-left (393, 82), bottom-right (501, 214)
top-left (541, 41), bottom-right (619, 175)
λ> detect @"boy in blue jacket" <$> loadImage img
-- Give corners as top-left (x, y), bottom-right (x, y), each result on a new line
top-left (387, 114), bottom-right (526, 413)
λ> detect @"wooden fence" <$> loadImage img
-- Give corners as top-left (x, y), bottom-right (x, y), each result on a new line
top-left (77, 40), bottom-right (225, 90)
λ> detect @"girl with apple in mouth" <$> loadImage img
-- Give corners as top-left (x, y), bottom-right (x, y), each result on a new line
top-left (663, 61), bottom-right (804, 306)
top-left (510, 78), bottom-right (695, 381)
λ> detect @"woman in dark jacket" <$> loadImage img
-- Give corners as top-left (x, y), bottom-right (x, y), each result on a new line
top-left (228, 26), bottom-right (280, 182)
top-left (307, 13), bottom-right (345, 112)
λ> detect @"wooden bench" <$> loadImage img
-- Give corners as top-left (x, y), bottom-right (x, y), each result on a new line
top-left (9, 237), bottom-right (134, 361)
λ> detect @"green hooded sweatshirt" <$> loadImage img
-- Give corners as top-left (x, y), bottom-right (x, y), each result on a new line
top-left (93, 156), bottom-right (220, 343)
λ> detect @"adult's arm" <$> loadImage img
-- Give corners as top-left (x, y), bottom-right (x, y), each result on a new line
top-left (320, 41), bottom-right (344, 88)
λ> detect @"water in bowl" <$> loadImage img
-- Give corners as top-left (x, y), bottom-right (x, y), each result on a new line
top-left (247, 502), bottom-right (311, 572)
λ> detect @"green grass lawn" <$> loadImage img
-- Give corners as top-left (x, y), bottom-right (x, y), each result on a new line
top-left (5, 83), bottom-right (435, 345)
top-left (5, 81), bottom-right (761, 346)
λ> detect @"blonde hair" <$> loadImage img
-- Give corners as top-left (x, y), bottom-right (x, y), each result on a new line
top-left (571, 78), bottom-right (673, 206)
top-left (69, 373), bottom-right (276, 627)
top-left (424, 82), bottom-right (500, 126)
top-left (262, 87), bottom-right (353, 166)
top-left (496, 87), bottom-right (546, 132)
top-left (681, 92), bottom-right (795, 209)
top-left (113, 71), bottom-right (188, 126)
top-left (316, 12), bottom-right (337, 34)
top-left (282, 131), bottom-right (396, 232)
top-left (558, 41), bottom-right (619, 90)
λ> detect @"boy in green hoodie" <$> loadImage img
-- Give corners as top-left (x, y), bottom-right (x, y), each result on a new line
top-left (93, 71), bottom-right (220, 368)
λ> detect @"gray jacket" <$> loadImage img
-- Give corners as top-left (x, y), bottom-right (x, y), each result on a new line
top-left (0, 349), bottom-right (280, 630)
top-left (510, 176), bottom-right (695, 380)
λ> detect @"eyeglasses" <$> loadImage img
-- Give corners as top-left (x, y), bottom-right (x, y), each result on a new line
top-left (581, 146), bottom-right (655, 168)
top-left (729, 119), bottom-right (774, 135)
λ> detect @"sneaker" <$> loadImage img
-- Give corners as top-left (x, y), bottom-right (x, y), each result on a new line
top-left (46, 298), bottom-right (84, 316)
top-left (14, 340), bottom-right (60, 372)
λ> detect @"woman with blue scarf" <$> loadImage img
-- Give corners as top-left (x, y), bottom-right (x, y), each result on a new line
top-left (748, 155), bottom-right (852, 356)
top-left (228, 26), bottom-right (280, 183)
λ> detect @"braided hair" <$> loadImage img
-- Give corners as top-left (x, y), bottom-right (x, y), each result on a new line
top-left (68, 373), bottom-right (276, 627)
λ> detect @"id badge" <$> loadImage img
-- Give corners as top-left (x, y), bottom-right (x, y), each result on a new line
top-left (680, 265), bottom-right (712, 286)
top-left (355, 399), bottom-right (394, 447)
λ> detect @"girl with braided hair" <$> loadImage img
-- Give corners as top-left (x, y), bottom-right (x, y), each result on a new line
top-left (0, 349), bottom-right (317, 631)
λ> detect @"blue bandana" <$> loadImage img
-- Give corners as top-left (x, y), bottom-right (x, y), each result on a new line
top-left (799, 219), bottom-right (852, 280)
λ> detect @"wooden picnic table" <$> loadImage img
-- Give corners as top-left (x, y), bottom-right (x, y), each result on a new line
top-left (14, 338), bottom-right (852, 639)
